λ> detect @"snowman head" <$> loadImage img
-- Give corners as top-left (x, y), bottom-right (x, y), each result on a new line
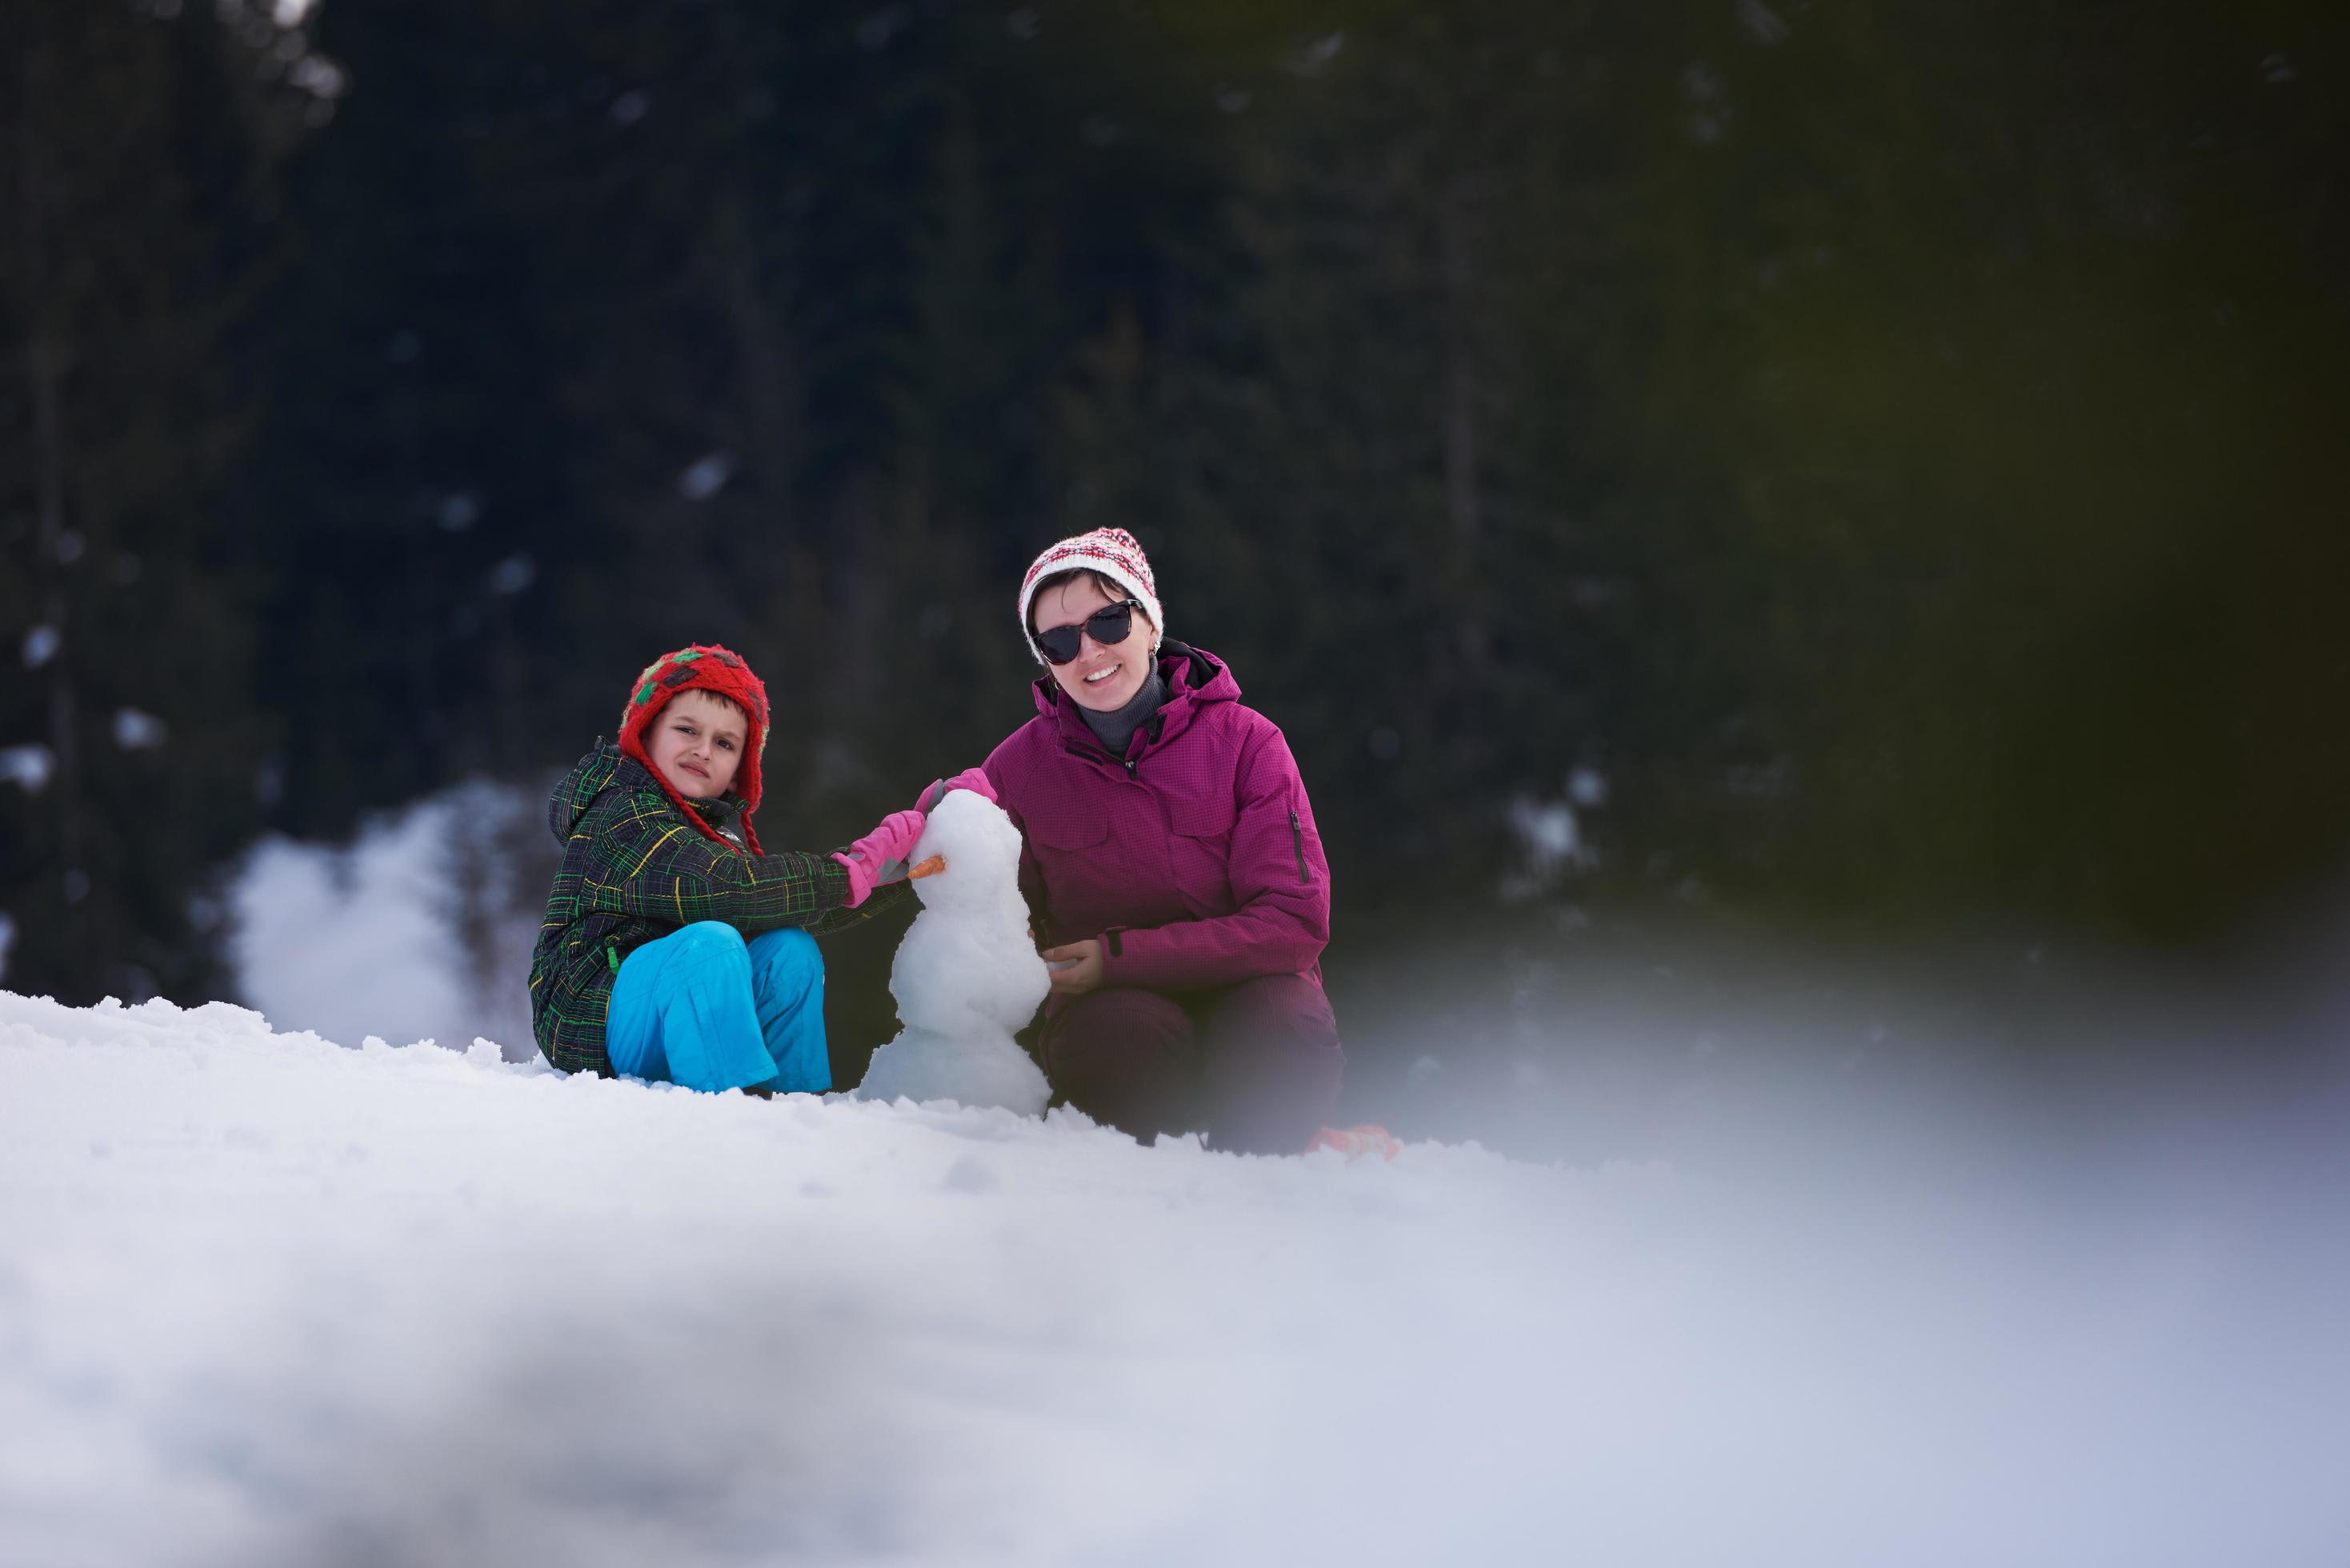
top-left (911, 790), bottom-right (1025, 914)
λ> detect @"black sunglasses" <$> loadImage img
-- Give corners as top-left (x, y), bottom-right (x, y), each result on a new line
top-left (1031, 598), bottom-right (1142, 666)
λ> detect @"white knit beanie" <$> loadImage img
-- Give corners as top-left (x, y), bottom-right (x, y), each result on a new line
top-left (1016, 527), bottom-right (1164, 666)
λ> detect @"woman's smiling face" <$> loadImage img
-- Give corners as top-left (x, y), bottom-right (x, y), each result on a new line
top-left (1034, 571), bottom-right (1156, 713)
top-left (647, 688), bottom-right (747, 798)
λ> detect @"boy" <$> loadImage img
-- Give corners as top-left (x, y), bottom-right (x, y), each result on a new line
top-left (528, 642), bottom-right (990, 1094)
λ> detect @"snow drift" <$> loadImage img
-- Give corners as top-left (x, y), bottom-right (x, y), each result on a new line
top-left (229, 781), bottom-right (546, 1063)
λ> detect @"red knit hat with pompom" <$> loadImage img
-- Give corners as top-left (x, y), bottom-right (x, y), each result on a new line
top-left (616, 643), bottom-right (770, 852)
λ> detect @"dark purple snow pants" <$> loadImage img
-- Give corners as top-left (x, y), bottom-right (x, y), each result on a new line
top-left (1038, 976), bottom-right (1342, 1154)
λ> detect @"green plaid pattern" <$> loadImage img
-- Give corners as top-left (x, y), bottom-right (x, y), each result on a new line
top-left (527, 743), bottom-right (903, 1075)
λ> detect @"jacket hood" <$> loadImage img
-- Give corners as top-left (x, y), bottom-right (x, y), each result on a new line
top-left (1028, 638), bottom-right (1239, 719)
top-left (547, 742), bottom-right (624, 843)
top-left (1030, 641), bottom-right (1240, 762)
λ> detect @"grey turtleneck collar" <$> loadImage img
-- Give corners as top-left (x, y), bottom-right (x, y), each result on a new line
top-left (1077, 665), bottom-right (1167, 759)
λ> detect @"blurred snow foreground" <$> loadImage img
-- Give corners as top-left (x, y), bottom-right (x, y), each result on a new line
top-left (856, 790), bottom-right (1051, 1114)
top-left (5, 993), bottom-right (2346, 1566)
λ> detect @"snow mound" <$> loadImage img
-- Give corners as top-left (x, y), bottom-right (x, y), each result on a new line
top-left (855, 789), bottom-right (1051, 1113)
top-left (2, 988), bottom-right (2343, 1566)
top-left (228, 781), bottom-right (546, 1061)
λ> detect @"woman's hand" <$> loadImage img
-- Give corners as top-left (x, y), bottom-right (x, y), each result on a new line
top-left (1039, 938), bottom-right (1103, 995)
top-left (918, 766), bottom-right (997, 813)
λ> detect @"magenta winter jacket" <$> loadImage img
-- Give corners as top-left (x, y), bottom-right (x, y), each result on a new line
top-left (983, 642), bottom-right (1331, 996)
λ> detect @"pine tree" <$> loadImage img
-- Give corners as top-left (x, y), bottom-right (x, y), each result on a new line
top-left (1171, 3), bottom-right (1662, 903)
top-left (0, 0), bottom-right (306, 1001)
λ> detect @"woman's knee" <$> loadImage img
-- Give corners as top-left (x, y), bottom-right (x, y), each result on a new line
top-left (1203, 975), bottom-right (1340, 1054)
top-left (1047, 988), bottom-right (1193, 1065)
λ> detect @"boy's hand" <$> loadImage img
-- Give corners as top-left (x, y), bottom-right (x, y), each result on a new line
top-left (833, 809), bottom-right (927, 907)
top-left (917, 767), bottom-right (997, 813)
top-left (1039, 938), bottom-right (1103, 995)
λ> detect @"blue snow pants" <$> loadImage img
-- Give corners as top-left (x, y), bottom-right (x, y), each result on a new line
top-left (605, 922), bottom-right (830, 1094)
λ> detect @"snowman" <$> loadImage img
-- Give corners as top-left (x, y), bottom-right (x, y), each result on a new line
top-left (853, 789), bottom-right (1052, 1114)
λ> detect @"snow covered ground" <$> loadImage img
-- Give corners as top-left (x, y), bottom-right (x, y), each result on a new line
top-left (4, 987), bottom-right (2344, 1566)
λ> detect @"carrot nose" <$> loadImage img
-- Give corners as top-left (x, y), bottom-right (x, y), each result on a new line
top-left (909, 855), bottom-right (946, 880)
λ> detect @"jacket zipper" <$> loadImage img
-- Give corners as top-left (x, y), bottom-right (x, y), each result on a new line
top-left (1291, 811), bottom-right (1309, 883)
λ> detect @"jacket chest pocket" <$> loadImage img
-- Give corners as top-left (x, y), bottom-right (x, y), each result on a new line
top-left (1163, 788), bottom-right (1238, 912)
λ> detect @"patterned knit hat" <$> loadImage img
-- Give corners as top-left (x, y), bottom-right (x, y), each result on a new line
top-left (1016, 527), bottom-right (1164, 666)
top-left (616, 643), bottom-right (770, 851)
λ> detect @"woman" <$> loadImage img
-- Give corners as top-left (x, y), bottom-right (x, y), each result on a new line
top-left (982, 527), bottom-right (1343, 1153)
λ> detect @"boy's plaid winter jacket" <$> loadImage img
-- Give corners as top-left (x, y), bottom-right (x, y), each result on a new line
top-left (528, 742), bottom-right (903, 1075)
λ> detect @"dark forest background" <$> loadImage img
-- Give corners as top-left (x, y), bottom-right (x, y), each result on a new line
top-left (5, 0), bottom-right (2348, 1058)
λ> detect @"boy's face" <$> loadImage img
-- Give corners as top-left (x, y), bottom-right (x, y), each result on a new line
top-left (647, 688), bottom-right (747, 799)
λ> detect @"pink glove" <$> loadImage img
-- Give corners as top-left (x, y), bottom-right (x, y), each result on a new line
top-left (916, 766), bottom-right (997, 813)
top-left (833, 809), bottom-right (927, 907)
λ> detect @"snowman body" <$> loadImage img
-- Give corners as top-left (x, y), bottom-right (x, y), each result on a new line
top-left (855, 790), bottom-right (1052, 1114)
